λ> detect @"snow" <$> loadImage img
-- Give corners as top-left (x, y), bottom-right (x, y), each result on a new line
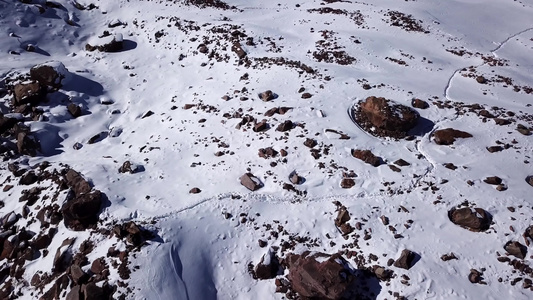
top-left (1, 0), bottom-right (533, 299)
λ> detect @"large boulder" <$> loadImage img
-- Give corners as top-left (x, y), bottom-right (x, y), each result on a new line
top-left (287, 251), bottom-right (355, 299)
top-left (448, 207), bottom-right (492, 232)
top-left (62, 191), bottom-right (102, 231)
top-left (65, 169), bottom-right (92, 196)
top-left (30, 61), bottom-right (69, 88)
top-left (17, 132), bottom-right (40, 156)
top-left (254, 248), bottom-right (280, 280)
top-left (393, 249), bottom-right (417, 270)
top-left (354, 96), bottom-right (418, 138)
top-left (352, 149), bottom-right (381, 167)
top-left (504, 241), bottom-right (527, 259)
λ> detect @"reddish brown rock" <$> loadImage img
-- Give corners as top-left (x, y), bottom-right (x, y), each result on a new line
top-left (13, 82), bottom-right (45, 106)
top-left (340, 178), bottom-right (355, 188)
top-left (276, 120), bottom-right (293, 132)
top-left (504, 241), bottom-right (527, 259)
top-left (287, 251), bottom-right (355, 299)
top-left (240, 173), bottom-right (262, 191)
top-left (411, 98), bottom-right (429, 109)
top-left (433, 128), bottom-right (472, 145)
top-left (483, 176), bottom-right (502, 185)
top-left (62, 191), bottom-right (102, 231)
top-left (352, 149), bottom-right (381, 167)
top-left (355, 96), bottom-right (419, 138)
top-left (448, 207), bottom-right (492, 232)
top-left (254, 248), bottom-right (279, 280)
top-left (393, 249), bottom-right (417, 270)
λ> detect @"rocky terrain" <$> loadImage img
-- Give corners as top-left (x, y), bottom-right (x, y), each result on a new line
top-left (1, 0), bottom-right (533, 299)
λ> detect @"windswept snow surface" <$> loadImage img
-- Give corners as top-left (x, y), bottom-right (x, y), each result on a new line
top-left (1, 0), bottom-right (533, 299)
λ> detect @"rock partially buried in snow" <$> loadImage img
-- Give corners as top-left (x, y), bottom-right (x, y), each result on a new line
top-left (85, 33), bottom-right (124, 52)
top-left (448, 207), bottom-right (492, 232)
top-left (352, 149), bottom-right (381, 167)
top-left (287, 251), bottom-right (355, 299)
top-left (433, 128), bottom-right (473, 145)
top-left (504, 241), bottom-right (527, 259)
top-left (354, 96), bottom-right (419, 138)
top-left (240, 173), bottom-right (263, 191)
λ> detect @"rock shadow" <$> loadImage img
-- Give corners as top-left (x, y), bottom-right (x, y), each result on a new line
top-left (408, 117), bottom-right (435, 137)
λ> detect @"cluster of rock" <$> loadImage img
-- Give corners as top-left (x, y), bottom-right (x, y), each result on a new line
top-left (353, 96), bottom-right (419, 139)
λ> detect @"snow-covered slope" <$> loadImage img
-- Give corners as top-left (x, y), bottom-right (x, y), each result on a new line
top-left (1, 0), bottom-right (532, 299)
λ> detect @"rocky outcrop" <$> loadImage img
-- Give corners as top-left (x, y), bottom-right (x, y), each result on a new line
top-left (354, 96), bottom-right (419, 138)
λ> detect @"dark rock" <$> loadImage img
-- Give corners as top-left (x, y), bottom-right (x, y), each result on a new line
top-left (411, 98), bottom-right (429, 109)
top-left (70, 264), bottom-right (88, 284)
top-left (517, 124), bottom-right (531, 136)
top-left (476, 76), bottom-right (486, 84)
top-left (259, 90), bottom-right (275, 101)
top-left (17, 132), bottom-right (40, 156)
top-left (441, 253), bottom-right (458, 261)
top-left (66, 285), bottom-right (81, 300)
top-left (394, 159), bottom-right (410, 166)
top-left (468, 269), bottom-right (483, 284)
top-left (30, 64), bottom-right (65, 88)
top-left (483, 176), bottom-right (502, 185)
top-left (53, 238), bottom-right (76, 272)
top-left (373, 266), bottom-right (393, 281)
top-left (240, 173), bottom-right (262, 191)
top-left (487, 146), bottom-right (503, 153)
top-left (82, 283), bottom-right (104, 300)
top-left (335, 207), bottom-right (350, 227)
top-left (0, 114), bottom-right (18, 134)
top-left (19, 171), bottom-right (39, 185)
top-left (287, 251), bottom-right (355, 300)
top-left (448, 207), bottom-right (492, 232)
top-left (68, 103), bottom-right (82, 118)
top-left (289, 173), bottom-right (301, 185)
top-left (90, 257), bottom-right (106, 274)
top-left (253, 120), bottom-right (268, 132)
top-left (231, 42), bottom-right (247, 59)
top-left (479, 110), bottom-right (494, 118)
top-left (62, 191), bottom-right (102, 231)
top-left (433, 128), bottom-right (472, 145)
top-left (355, 96), bottom-right (419, 138)
top-left (527, 176), bottom-right (533, 188)
top-left (258, 147), bottom-right (278, 159)
top-left (301, 93), bottom-right (312, 99)
top-left (254, 248), bottom-right (279, 280)
top-left (352, 149), bottom-right (381, 167)
top-left (189, 187), bottom-right (201, 194)
top-left (86, 34), bottom-right (123, 52)
top-left (118, 161), bottom-right (139, 174)
top-left (65, 169), bottom-right (92, 195)
top-left (393, 249), bottom-right (417, 270)
top-left (303, 138), bottom-right (317, 148)
top-left (276, 120), bottom-right (293, 132)
top-left (13, 82), bottom-right (45, 106)
top-left (388, 165), bottom-right (401, 172)
top-left (113, 221), bottom-right (145, 247)
top-left (504, 241), bottom-right (527, 259)
top-left (494, 118), bottom-right (511, 126)
top-left (340, 178), bottom-right (355, 189)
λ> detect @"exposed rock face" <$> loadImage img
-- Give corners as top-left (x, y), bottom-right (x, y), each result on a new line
top-left (113, 221), bottom-right (145, 247)
top-left (354, 96), bottom-right (419, 138)
top-left (287, 251), bottom-right (355, 300)
top-left (433, 128), bottom-right (472, 145)
top-left (0, 114), bottom-right (18, 134)
top-left (504, 241), bottom-right (527, 259)
top-left (276, 120), bottom-right (293, 132)
top-left (65, 169), bottom-right (92, 196)
top-left (68, 104), bottom-right (82, 118)
top-left (393, 249), bottom-right (417, 270)
top-left (240, 173), bottom-right (262, 191)
top-left (352, 149), bottom-right (381, 167)
top-left (448, 207), bottom-right (492, 232)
